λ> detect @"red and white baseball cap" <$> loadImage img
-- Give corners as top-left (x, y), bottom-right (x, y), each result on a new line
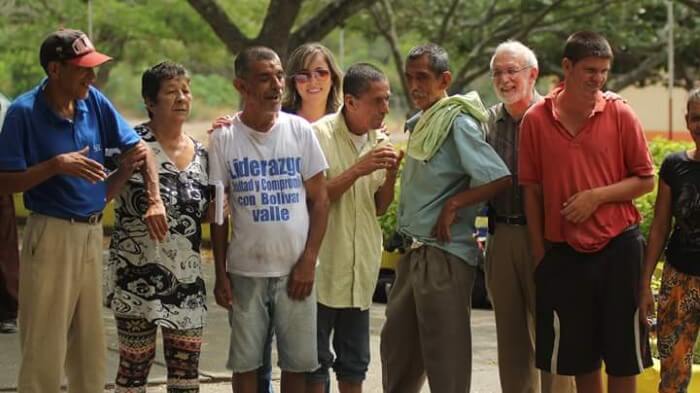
top-left (39, 28), bottom-right (112, 69)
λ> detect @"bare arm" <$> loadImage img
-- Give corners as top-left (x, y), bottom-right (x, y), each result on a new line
top-left (211, 207), bottom-right (232, 309)
top-left (561, 175), bottom-right (655, 223)
top-left (432, 176), bottom-right (511, 243)
top-left (0, 146), bottom-right (106, 195)
top-left (523, 184), bottom-right (546, 265)
top-left (288, 172), bottom-right (330, 300)
top-left (639, 178), bottom-right (672, 325)
top-left (375, 172), bottom-right (398, 216)
top-left (374, 151), bottom-right (404, 216)
top-left (105, 143), bottom-right (148, 202)
top-left (137, 140), bottom-right (168, 241)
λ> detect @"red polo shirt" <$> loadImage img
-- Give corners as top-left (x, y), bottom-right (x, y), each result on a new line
top-left (518, 86), bottom-right (654, 253)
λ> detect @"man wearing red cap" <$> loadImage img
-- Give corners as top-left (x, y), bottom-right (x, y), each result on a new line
top-left (0, 29), bottom-right (168, 393)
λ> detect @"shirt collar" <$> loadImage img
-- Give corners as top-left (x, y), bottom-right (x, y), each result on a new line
top-left (496, 91), bottom-right (543, 122)
top-left (544, 83), bottom-right (607, 120)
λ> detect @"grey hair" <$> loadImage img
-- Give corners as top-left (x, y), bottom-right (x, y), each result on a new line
top-left (235, 46), bottom-right (279, 79)
top-left (407, 43), bottom-right (449, 75)
top-left (489, 40), bottom-right (538, 70)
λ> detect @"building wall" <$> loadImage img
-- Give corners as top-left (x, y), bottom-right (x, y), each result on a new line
top-left (619, 84), bottom-right (689, 140)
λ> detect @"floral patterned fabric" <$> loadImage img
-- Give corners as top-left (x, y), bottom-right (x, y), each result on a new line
top-left (657, 263), bottom-right (700, 393)
top-left (106, 124), bottom-right (209, 330)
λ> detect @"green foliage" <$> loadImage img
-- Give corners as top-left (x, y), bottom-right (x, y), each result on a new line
top-left (378, 173), bottom-right (401, 241)
top-left (378, 142), bottom-right (406, 241)
top-left (190, 74), bottom-right (236, 109)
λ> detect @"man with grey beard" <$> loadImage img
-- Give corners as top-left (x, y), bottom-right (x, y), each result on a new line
top-left (485, 40), bottom-right (576, 393)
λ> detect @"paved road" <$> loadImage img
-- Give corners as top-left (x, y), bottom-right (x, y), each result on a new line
top-left (0, 256), bottom-right (500, 393)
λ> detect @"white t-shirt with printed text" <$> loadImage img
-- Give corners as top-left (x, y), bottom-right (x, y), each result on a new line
top-left (209, 112), bottom-right (328, 277)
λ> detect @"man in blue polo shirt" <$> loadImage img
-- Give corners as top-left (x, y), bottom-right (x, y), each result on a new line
top-left (0, 29), bottom-right (167, 393)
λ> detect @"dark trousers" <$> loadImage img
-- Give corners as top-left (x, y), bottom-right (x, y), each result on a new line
top-left (0, 195), bottom-right (19, 321)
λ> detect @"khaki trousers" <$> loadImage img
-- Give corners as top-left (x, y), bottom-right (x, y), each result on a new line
top-left (380, 245), bottom-right (475, 393)
top-left (485, 223), bottom-right (576, 393)
top-left (17, 214), bottom-right (105, 393)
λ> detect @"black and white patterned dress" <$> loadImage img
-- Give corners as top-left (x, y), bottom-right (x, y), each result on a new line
top-left (106, 124), bottom-right (209, 330)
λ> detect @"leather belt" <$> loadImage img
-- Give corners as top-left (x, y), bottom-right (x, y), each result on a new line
top-left (493, 215), bottom-right (527, 225)
top-left (67, 212), bottom-right (103, 224)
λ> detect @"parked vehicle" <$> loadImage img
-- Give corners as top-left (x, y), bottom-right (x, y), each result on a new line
top-left (373, 219), bottom-right (492, 309)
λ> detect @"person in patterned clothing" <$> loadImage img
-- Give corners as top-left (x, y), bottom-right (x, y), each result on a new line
top-left (105, 61), bottom-right (214, 393)
top-left (641, 88), bottom-right (700, 393)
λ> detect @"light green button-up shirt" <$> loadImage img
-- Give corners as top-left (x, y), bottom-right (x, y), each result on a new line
top-left (313, 111), bottom-right (388, 310)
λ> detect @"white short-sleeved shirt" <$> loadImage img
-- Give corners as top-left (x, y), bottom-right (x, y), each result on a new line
top-left (209, 112), bottom-right (328, 276)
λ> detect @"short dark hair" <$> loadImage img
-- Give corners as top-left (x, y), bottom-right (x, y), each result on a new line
top-left (343, 63), bottom-right (387, 98)
top-left (406, 43), bottom-right (449, 75)
top-left (563, 31), bottom-right (613, 64)
top-left (688, 88), bottom-right (700, 112)
top-left (141, 61), bottom-right (190, 118)
top-left (235, 46), bottom-right (279, 79)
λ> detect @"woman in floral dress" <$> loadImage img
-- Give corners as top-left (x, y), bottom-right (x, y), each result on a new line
top-left (106, 61), bottom-right (210, 393)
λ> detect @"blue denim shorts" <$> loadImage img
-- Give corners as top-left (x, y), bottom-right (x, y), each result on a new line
top-left (226, 274), bottom-right (318, 373)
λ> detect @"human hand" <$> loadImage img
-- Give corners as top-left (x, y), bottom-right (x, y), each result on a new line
top-left (287, 255), bottom-right (315, 300)
top-left (55, 146), bottom-right (106, 183)
top-left (532, 245), bottom-right (545, 267)
top-left (119, 143), bottom-right (148, 174)
top-left (144, 199), bottom-right (168, 241)
top-left (354, 146), bottom-right (398, 177)
top-left (208, 114), bottom-right (234, 134)
top-left (561, 189), bottom-right (601, 223)
top-left (639, 285), bottom-right (655, 327)
top-left (214, 274), bottom-right (233, 309)
top-left (387, 149), bottom-right (405, 177)
top-left (431, 200), bottom-right (458, 244)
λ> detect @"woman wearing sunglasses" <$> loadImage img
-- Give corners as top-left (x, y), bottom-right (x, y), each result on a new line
top-left (282, 43), bottom-right (343, 123)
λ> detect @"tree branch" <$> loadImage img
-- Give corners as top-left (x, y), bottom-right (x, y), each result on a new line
top-left (186, 0), bottom-right (251, 54)
top-left (607, 48), bottom-right (666, 91)
top-left (289, 0), bottom-right (379, 49)
top-left (257, 0), bottom-right (302, 56)
top-left (677, 0), bottom-right (700, 13)
top-left (370, 0), bottom-right (414, 110)
top-left (435, 0), bottom-right (462, 45)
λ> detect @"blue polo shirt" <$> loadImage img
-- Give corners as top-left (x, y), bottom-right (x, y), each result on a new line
top-left (397, 112), bottom-right (510, 265)
top-left (0, 80), bottom-right (140, 219)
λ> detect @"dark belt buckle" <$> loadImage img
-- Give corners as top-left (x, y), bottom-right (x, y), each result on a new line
top-left (495, 215), bottom-right (527, 225)
top-left (71, 213), bottom-right (102, 224)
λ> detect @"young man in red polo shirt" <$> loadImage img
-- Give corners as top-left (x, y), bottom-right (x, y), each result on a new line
top-left (518, 31), bottom-right (654, 393)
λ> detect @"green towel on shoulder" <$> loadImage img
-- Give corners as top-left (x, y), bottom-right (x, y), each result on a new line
top-left (407, 92), bottom-right (488, 161)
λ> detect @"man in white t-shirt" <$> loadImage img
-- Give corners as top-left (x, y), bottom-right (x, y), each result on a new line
top-left (209, 46), bottom-right (330, 393)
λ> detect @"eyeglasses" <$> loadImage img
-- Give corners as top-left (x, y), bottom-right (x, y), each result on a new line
top-left (293, 68), bottom-right (331, 84)
top-left (490, 65), bottom-right (532, 79)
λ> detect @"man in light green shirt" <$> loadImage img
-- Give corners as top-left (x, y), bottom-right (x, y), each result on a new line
top-left (308, 63), bottom-right (401, 393)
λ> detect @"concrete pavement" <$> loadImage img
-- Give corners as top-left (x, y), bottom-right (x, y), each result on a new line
top-left (0, 256), bottom-right (500, 392)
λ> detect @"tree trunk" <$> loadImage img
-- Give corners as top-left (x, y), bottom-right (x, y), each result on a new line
top-left (370, 0), bottom-right (414, 113)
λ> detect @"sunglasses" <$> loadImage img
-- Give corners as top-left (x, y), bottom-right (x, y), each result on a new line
top-left (293, 68), bottom-right (331, 84)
